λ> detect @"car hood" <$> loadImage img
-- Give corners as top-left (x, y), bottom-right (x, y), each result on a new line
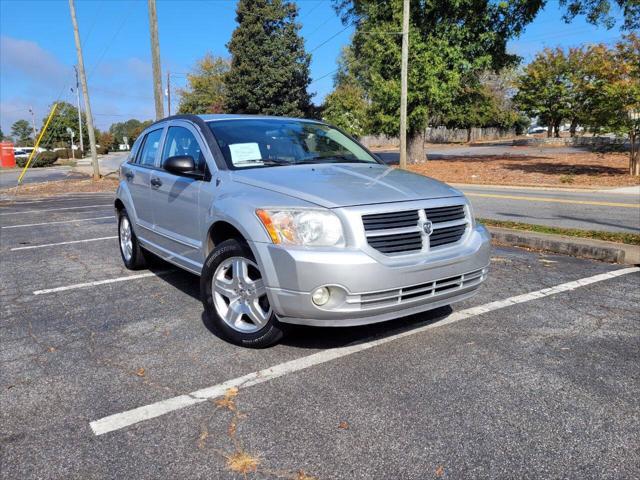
top-left (231, 163), bottom-right (462, 208)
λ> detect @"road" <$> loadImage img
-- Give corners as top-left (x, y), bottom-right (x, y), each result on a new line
top-left (0, 166), bottom-right (79, 188)
top-left (459, 184), bottom-right (640, 233)
top-left (1, 192), bottom-right (638, 478)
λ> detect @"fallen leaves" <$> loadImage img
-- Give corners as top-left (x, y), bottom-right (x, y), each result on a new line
top-left (197, 429), bottom-right (209, 450)
top-left (215, 387), bottom-right (239, 411)
top-left (435, 465), bottom-right (445, 477)
top-left (338, 421), bottom-right (350, 430)
top-left (135, 367), bottom-right (145, 377)
top-left (225, 450), bottom-right (260, 475)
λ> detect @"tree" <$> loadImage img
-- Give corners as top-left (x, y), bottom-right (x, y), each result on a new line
top-left (580, 35), bottom-right (640, 175)
top-left (559, 0), bottom-right (640, 30)
top-left (11, 120), bottom-right (33, 146)
top-left (108, 119), bottom-right (152, 149)
top-left (39, 102), bottom-right (89, 149)
top-left (0, 127), bottom-right (5, 141)
top-left (323, 84), bottom-right (370, 137)
top-left (225, 0), bottom-right (312, 117)
top-left (177, 53), bottom-right (230, 114)
top-left (514, 48), bottom-right (574, 137)
top-left (334, 1), bottom-right (543, 162)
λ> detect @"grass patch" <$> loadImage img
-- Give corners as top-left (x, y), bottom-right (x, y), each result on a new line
top-left (478, 218), bottom-right (640, 245)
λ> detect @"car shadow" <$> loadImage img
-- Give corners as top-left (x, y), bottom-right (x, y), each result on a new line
top-left (149, 254), bottom-right (457, 350)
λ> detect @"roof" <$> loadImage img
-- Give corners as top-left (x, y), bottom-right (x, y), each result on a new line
top-left (196, 114), bottom-right (322, 124)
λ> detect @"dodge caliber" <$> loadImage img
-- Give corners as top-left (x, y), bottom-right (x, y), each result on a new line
top-left (115, 114), bottom-right (490, 347)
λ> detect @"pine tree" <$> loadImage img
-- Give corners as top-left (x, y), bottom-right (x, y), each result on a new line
top-left (225, 0), bottom-right (312, 117)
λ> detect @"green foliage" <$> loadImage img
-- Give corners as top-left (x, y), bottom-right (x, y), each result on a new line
top-left (323, 83), bottom-right (369, 137)
top-left (513, 48), bottom-right (573, 136)
top-left (333, 0), bottom-right (543, 159)
top-left (225, 0), bottom-right (312, 116)
top-left (40, 102), bottom-right (90, 149)
top-left (559, 0), bottom-right (639, 30)
top-left (15, 150), bottom-right (58, 168)
top-left (11, 120), bottom-right (33, 146)
top-left (0, 127), bottom-right (4, 141)
top-left (108, 119), bottom-right (152, 149)
top-left (178, 53), bottom-right (230, 114)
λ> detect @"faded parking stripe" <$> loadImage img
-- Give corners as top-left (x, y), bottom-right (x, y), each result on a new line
top-left (10, 236), bottom-right (117, 251)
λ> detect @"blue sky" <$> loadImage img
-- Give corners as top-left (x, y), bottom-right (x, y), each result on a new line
top-left (0, 0), bottom-right (626, 133)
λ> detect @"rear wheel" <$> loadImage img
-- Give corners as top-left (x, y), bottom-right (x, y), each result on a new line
top-left (201, 239), bottom-right (284, 348)
top-left (118, 209), bottom-right (146, 270)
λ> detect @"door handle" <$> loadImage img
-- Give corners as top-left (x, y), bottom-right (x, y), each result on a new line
top-left (150, 177), bottom-right (163, 188)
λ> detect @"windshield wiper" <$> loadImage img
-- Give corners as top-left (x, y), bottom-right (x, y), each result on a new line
top-left (303, 155), bottom-right (370, 164)
top-left (236, 158), bottom-right (292, 167)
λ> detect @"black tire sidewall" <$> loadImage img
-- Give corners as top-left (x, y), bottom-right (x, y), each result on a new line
top-left (200, 239), bottom-right (283, 348)
top-left (118, 209), bottom-right (145, 270)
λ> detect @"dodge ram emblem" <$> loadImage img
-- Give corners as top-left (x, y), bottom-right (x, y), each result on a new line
top-left (423, 219), bottom-right (433, 236)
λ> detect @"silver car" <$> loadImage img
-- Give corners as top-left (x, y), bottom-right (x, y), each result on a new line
top-left (115, 114), bottom-right (490, 347)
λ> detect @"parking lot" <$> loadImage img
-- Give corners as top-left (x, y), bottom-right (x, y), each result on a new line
top-left (1, 192), bottom-right (639, 479)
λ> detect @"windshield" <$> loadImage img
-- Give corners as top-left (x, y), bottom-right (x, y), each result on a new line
top-left (207, 119), bottom-right (380, 169)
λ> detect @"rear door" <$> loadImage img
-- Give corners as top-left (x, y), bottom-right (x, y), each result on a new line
top-left (122, 127), bottom-right (164, 235)
top-left (149, 121), bottom-right (211, 271)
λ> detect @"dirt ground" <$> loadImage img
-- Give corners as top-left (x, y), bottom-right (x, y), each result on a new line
top-left (0, 177), bottom-right (118, 197)
top-left (408, 151), bottom-right (640, 187)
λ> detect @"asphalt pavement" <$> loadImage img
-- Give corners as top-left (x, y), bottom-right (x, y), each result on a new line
top-left (1, 193), bottom-right (639, 479)
top-left (459, 184), bottom-right (640, 233)
top-left (0, 166), bottom-right (80, 188)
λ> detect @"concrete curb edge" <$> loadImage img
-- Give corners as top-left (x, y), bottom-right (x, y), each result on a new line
top-left (488, 226), bottom-right (640, 265)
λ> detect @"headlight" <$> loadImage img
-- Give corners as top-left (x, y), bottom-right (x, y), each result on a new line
top-left (256, 208), bottom-right (345, 247)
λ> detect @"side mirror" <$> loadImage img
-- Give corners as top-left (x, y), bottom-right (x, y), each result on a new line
top-left (163, 155), bottom-right (200, 176)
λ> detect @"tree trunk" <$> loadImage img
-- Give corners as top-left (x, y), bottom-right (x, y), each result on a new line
top-left (547, 125), bottom-right (553, 137)
top-left (467, 128), bottom-right (472, 143)
top-left (407, 131), bottom-right (427, 164)
top-left (569, 118), bottom-right (578, 137)
top-left (553, 120), bottom-right (561, 138)
top-left (630, 131), bottom-right (639, 176)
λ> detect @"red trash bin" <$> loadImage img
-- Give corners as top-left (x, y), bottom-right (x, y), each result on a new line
top-left (0, 142), bottom-right (16, 168)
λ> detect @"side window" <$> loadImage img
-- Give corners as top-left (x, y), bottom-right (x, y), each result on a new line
top-left (161, 126), bottom-right (205, 172)
top-left (138, 128), bottom-right (163, 167)
top-left (128, 136), bottom-right (144, 164)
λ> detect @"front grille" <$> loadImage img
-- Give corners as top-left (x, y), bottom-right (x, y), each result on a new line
top-left (362, 204), bottom-right (468, 255)
top-left (424, 205), bottom-right (465, 223)
top-left (352, 268), bottom-right (487, 309)
top-left (430, 224), bottom-right (467, 247)
top-left (362, 210), bottom-right (419, 231)
top-left (366, 232), bottom-right (423, 254)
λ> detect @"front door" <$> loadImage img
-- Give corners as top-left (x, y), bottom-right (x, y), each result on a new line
top-left (150, 122), bottom-right (210, 272)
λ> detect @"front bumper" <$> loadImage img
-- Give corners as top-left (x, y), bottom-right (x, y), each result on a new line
top-left (251, 224), bottom-right (491, 327)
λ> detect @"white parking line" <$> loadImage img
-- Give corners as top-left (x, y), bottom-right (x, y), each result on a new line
top-left (33, 270), bottom-right (174, 295)
top-left (89, 266), bottom-right (640, 436)
top-left (0, 204), bottom-right (112, 216)
top-left (2, 215), bottom-right (114, 229)
top-left (11, 236), bottom-right (117, 251)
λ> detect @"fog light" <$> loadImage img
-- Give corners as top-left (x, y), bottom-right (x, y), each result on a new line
top-left (311, 286), bottom-right (330, 306)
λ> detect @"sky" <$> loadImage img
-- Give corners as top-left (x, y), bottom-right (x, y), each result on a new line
top-left (0, 0), bottom-right (627, 134)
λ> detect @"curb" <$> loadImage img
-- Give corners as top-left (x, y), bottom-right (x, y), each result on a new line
top-left (488, 227), bottom-right (640, 265)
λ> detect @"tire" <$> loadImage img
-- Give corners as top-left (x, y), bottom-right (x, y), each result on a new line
top-left (200, 239), bottom-right (284, 348)
top-left (117, 208), bottom-right (147, 270)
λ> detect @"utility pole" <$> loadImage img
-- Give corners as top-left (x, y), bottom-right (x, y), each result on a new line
top-left (399, 0), bottom-right (410, 169)
top-left (148, 0), bottom-right (164, 120)
top-left (166, 70), bottom-right (171, 116)
top-left (69, 0), bottom-right (99, 179)
top-left (73, 65), bottom-right (84, 153)
top-left (28, 107), bottom-right (37, 143)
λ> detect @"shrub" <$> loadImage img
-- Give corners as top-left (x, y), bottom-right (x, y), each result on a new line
top-left (97, 146), bottom-right (109, 155)
top-left (56, 148), bottom-right (70, 159)
top-left (15, 151), bottom-right (59, 168)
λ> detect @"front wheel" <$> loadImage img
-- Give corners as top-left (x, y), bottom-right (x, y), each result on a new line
top-left (118, 209), bottom-right (146, 270)
top-left (200, 239), bottom-right (284, 348)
